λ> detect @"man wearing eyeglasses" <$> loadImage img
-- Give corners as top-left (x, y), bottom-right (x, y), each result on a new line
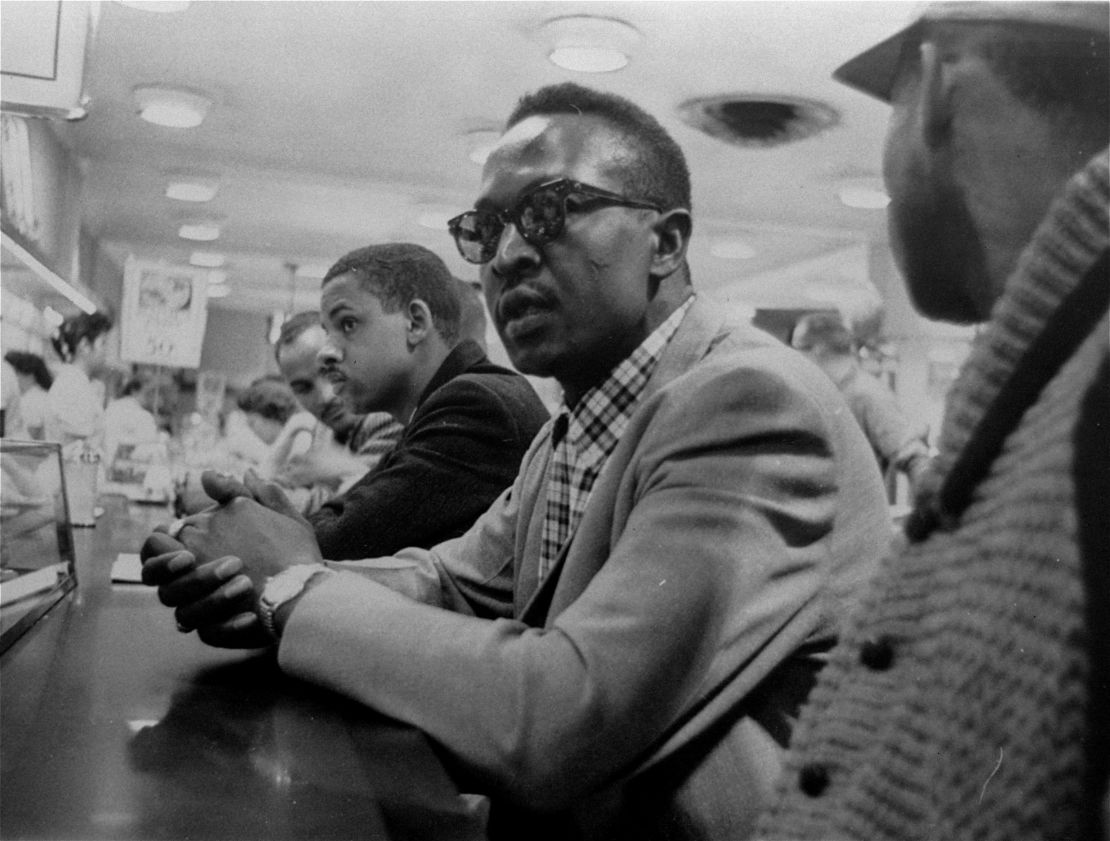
top-left (141, 82), bottom-right (892, 839)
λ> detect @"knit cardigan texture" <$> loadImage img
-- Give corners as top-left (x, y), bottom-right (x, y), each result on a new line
top-left (757, 149), bottom-right (1110, 841)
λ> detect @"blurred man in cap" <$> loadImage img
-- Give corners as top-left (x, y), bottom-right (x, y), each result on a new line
top-left (758, 3), bottom-right (1108, 840)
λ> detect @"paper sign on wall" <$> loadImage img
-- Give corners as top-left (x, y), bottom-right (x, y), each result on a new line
top-left (120, 257), bottom-right (209, 368)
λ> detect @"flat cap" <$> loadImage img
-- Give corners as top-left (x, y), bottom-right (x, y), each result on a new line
top-left (834, 2), bottom-right (1110, 102)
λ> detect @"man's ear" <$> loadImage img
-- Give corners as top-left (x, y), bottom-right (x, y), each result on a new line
top-left (649, 207), bottom-right (692, 280)
top-left (919, 41), bottom-right (953, 149)
top-left (406, 299), bottom-right (433, 347)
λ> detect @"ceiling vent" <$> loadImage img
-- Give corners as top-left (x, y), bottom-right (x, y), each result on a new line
top-left (678, 95), bottom-right (838, 149)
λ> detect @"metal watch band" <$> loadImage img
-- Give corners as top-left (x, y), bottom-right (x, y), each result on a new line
top-left (258, 563), bottom-right (331, 641)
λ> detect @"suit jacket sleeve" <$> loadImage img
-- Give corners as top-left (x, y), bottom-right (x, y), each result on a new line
top-left (280, 348), bottom-right (888, 811)
top-left (309, 374), bottom-right (539, 560)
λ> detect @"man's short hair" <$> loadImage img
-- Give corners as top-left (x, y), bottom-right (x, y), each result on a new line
top-left (792, 312), bottom-right (855, 355)
top-left (274, 310), bottom-right (323, 363)
top-left (322, 244), bottom-right (461, 345)
top-left (506, 82), bottom-right (692, 213)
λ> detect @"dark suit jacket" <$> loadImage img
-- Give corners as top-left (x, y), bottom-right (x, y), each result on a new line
top-left (309, 340), bottom-right (549, 560)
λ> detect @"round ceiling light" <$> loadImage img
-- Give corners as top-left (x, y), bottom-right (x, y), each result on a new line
top-left (189, 250), bottom-right (225, 268)
top-left (134, 85), bottom-right (212, 128)
top-left (836, 179), bottom-right (890, 209)
top-left (463, 129), bottom-right (501, 165)
top-left (710, 238), bottom-right (757, 260)
top-left (118, 1), bottom-right (190, 12)
top-left (541, 15), bottom-right (640, 73)
top-left (166, 175), bottom-right (219, 202)
top-left (178, 221), bottom-right (220, 241)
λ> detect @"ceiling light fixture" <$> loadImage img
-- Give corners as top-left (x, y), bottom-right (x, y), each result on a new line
top-left (294, 263), bottom-right (332, 280)
top-left (178, 221), bottom-right (220, 241)
top-left (710, 238), bottom-right (757, 260)
top-left (166, 176), bottom-right (219, 202)
top-left (189, 250), bottom-right (225, 268)
top-left (134, 84), bottom-right (212, 128)
top-left (118, 1), bottom-right (191, 12)
top-left (541, 15), bottom-right (640, 73)
top-left (416, 205), bottom-right (464, 231)
top-left (836, 179), bottom-right (890, 210)
top-left (463, 129), bottom-right (501, 165)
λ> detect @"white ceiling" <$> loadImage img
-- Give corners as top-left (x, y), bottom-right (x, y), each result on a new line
top-left (49, 1), bottom-right (916, 316)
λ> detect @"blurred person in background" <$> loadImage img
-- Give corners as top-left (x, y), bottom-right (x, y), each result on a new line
top-left (46, 311), bottom-right (114, 453)
top-left (454, 276), bottom-right (489, 352)
top-left (103, 375), bottom-right (159, 462)
top-left (4, 351), bottom-right (53, 440)
top-left (757, 4), bottom-right (1109, 840)
top-left (1, 358), bottom-right (22, 438)
top-left (236, 376), bottom-right (316, 481)
top-left (791, 311), bottom-right (931, 499)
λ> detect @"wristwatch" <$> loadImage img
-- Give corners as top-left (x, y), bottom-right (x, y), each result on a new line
top-left (258, 563), bottom-right (331, 641)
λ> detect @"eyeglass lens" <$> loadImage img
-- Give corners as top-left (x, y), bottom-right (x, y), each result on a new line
top-left (451, 183), bottom-right (573, 264)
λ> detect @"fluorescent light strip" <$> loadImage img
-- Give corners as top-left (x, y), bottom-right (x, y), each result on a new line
top-left (1, 231), bottom-right (97, 314)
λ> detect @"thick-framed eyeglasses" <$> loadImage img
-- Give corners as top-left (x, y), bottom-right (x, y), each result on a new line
top-left (447, 178), bottom-right (663, 265)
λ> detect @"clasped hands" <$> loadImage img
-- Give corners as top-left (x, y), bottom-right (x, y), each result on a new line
top-left (141, 469), bottom-right (322, 648)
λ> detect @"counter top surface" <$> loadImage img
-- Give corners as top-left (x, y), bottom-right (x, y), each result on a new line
top-left (0, 495), bottom-right (487, 841)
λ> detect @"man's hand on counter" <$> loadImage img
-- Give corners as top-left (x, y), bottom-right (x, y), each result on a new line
top-left (140, 469), bottom-right (324, 649)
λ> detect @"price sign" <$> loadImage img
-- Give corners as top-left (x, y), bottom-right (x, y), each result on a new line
top-left (120, 257), bottom-right (210, 368)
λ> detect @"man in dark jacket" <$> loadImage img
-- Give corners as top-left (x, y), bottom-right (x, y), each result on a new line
top-left (304, 242), bottom-right (549, 559)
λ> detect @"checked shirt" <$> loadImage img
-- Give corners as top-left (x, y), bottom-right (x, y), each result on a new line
top-left (538, 295), bottom-right (695, 581)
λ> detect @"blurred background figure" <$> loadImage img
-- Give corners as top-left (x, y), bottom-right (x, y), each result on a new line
top-left (235, 376), bottom-right (315, 481)
top-left (3, 352), bottom-right (53, 440)
top-left (45, 311), bottom-right (114, 453)
top-left (454, 276), bottom-right (488, 352)
top-left (1, 359), bottom-right (23, 439)
top-left (103, 375), bottom-right (159, 463)
top-left (791, 311), bottom-right (930, 500)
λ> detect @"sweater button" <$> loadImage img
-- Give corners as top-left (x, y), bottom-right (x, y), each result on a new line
top-left (859, 636), bottom-right (895, 671)
top-left (798, 764), bottom-right (829, 797)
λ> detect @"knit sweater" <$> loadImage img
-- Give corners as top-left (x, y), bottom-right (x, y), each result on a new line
top-left (757, 150), bottom-right (1109, 841)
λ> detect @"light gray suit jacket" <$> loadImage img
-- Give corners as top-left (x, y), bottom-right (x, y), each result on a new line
top-left (280, 298), bottom-right (892, 839)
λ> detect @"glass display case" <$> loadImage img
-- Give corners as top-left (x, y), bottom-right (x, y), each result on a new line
top-left (0, 439), bottom-right (77, 653)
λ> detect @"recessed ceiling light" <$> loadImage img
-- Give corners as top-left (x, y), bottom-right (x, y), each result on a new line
top-left (118, 1), bottom-right (190, 12)
top-left (166, 177), bottom-right (218, 202)
top-left (464, 129), bottom-right (500, 165)
top-left (710, 238), bottom-right (757, 260)
top-left (134, 85), bottom-right (211, 128)
top-left (178, 222), bottom-right (220, 241)
top-left (189, 250), bottom-right (225, 268)
top-left (541, 15), bottom-right (640, 73)
top-left (549, 46), bottom-right (629, 73)
top-left (295, 263), bottom-right (332, 280)
top-left (416, 205), bottom-right (464, 231)
top-left (837, 180), bottom-right (890, 209)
